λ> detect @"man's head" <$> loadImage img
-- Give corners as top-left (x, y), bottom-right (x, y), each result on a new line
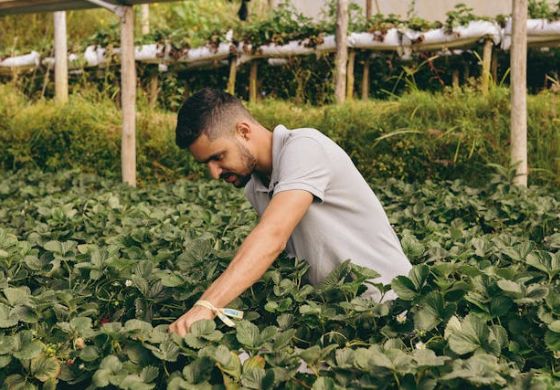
top-left (176, 88), bottom-right (258, 188)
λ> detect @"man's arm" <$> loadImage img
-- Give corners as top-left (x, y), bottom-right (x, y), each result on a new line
top-left (169, 190), bottom-right (313, 336)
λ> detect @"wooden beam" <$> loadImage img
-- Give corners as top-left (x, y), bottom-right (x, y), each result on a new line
top-left (120, 5), bottom-right (137, 187)
top-left (510, 0), bottom-right (528, 187)
top-left (54, 11), bottom-right (68, 103)
top-left (334, 0), bottom-right (349, 104)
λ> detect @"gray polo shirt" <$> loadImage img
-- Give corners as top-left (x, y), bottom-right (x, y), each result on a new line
top-left (244, 125), bottom-right (411, 301)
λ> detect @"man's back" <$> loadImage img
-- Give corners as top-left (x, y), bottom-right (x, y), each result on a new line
top-left (245, 125), bottom-right (412, 300)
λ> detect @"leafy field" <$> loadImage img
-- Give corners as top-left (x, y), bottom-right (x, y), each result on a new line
top-left (0, 169), bottom-right (559, 389)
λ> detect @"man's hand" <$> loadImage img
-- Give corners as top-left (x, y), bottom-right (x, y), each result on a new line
top-left (168, 305), bottom-right (215, 337)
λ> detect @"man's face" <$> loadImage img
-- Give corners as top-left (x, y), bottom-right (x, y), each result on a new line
top-left (189, 133), bottom-right (256, 188)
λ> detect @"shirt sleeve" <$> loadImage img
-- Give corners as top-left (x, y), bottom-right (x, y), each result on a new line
top-left (273, 136), bottom-right (331, 202)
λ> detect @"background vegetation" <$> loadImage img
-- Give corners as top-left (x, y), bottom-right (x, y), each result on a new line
top-left (0, 84), bottom-right (558, 187)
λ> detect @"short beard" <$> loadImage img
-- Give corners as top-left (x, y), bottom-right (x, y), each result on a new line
top-left (233, 139), bottom-right (256, 188)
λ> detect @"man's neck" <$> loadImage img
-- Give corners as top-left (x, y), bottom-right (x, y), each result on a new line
top-left (253, 126), bottom-right (274, 176)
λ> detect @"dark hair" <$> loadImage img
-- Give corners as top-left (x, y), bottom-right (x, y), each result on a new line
top-left (175, 88), bottom-right (251, 149)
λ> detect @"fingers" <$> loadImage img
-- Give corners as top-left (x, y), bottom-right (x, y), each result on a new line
top-left (168, 319), bottom-right (187, 337)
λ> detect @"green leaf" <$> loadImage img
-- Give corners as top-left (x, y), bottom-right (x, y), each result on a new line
top-left (391, 265), bottom-right (429, 301)
top-left (441, 353), bottom-right (507, 386)
top-left (496, 279), bottom-right (522, 296)
top-left (13, 331), bottom-right (43, 360)
top-left (236, 320), bottom-right (260, 349)
top-left (151, 340), bottom-right (179, 362)
top-left (412, 349), bottom-right (449, 368)
top-left (182, 357), bottom-right (214, 384)
top-left (0, 302), bottom-right (18, 328)
top-left (44, 240), bottom-right (63, 254)
top-left (93, 355), bottom-right (123, 387)
top-left (30, 354), bottom-right (61, 382)
top-left (312, 377), bottom-right (338, 390)
top-left (526, 251), bottom-right (560, 279)
top-left (0, 354), bottom-right (12, 368)
top-left (79, 346), bottom-right (99, 362)
top-left (4, 286), bottom-right (31, 306)
top-left (444, 315), bottom-right (490, 356)
top-left (241, 367), bottom-right (267, 389)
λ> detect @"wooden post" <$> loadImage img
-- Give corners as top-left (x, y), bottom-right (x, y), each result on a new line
top-left (40, 65), bottom-right (51, 99)
top-left (227, 56), bottom-right (237, 95)
top-left (452, 69), bottom-right (460, 90)
top-left (480, 38), bottom-right (493, 95)
top-left (249, 61), bottom-right (258, 103)
top-left (141, 4), bottom-right (150, 35)
top-left (510, 0), bottom-right (528, 187)
top-left (54, 11), bottom-right (68, 104)
top-left (361, 54), bottom-right (370, 99)
top-left (361, 1), bottom-right (372, 100)
top-left (491, 49), bottom-right (498, 84)
top-left (346, 49), bottom-right (355, 99)
top-left (334, 0), bottom-right (349, 104)
top-left (120, 6), bottom-right (137, 187)
top-left (148, 71), bottom-right (159, 108)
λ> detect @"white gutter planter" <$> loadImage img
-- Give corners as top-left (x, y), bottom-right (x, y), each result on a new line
top-left (84, 45), bottom-right (108, 67)
top-left (177, 42), bottom-right (236, 68)
top-left (0, 51), bottom-right (40, 74)
top-left (402, 21), bottom-right (501, 51)
top-left (502, 18), bottom-right (560, 49)
top-left (3, 19), bottom-right (560, 73)
top-left (134, 43), bottom-right (171, 63)
top-left (349, 29), bottom-right (401, 50)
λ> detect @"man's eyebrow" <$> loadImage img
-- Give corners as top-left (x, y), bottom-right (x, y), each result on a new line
top-left (198, 152), bottom-right (222, 164)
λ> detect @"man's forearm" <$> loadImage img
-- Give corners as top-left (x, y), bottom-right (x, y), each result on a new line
top-left (198, 223), bottom-right (286, 308)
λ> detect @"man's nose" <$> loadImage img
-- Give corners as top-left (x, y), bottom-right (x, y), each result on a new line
top-left (208, 161), bottom-right (222, 180)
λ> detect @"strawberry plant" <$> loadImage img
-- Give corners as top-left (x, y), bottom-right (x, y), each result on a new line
top-left (0, 168), bottom-right (558, 388)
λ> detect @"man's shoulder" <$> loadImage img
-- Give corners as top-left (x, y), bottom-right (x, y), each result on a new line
top-left (285, 127), bottom-right (329, 143)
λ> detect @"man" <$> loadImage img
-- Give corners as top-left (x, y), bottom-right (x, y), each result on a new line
top-left (169, 88), bottom-right (411, 336)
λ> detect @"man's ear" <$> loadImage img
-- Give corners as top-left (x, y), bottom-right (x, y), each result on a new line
top-left (235, 121), bottom-right (252, 141)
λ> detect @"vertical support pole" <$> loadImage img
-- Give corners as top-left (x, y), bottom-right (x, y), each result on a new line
top-left (361, 1), bottom-right (372, 100)
top-left (481, 38), bottom-right (493, 95)
top-left (334, 0), bottom-right (349, 104)
top-left (511, 0), bottom-right (528, 187)
top-left (54, 11), bottom-right (68, 104)
top-left (141, 4), bottom-right (150, 35)
top-left (452, 69), bottom-right (460, 90)
top-left (120, 6), bottom-right (137, 187)
top-left (227, 56), bottom-right (237, 95)
top-left (148, 71), bottom-right (159, 108)
top-left (249, 61), bottom-right (258, 103)
top-left (361, 54), bottom-right (370, 99)
top-left (346, 49), bottom-right (355, 100)
top-left (491, 48), bottom-right (498, 84)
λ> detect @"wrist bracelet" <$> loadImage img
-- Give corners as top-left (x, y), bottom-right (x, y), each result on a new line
top-left (194, 300), bottom-right (244, 327)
